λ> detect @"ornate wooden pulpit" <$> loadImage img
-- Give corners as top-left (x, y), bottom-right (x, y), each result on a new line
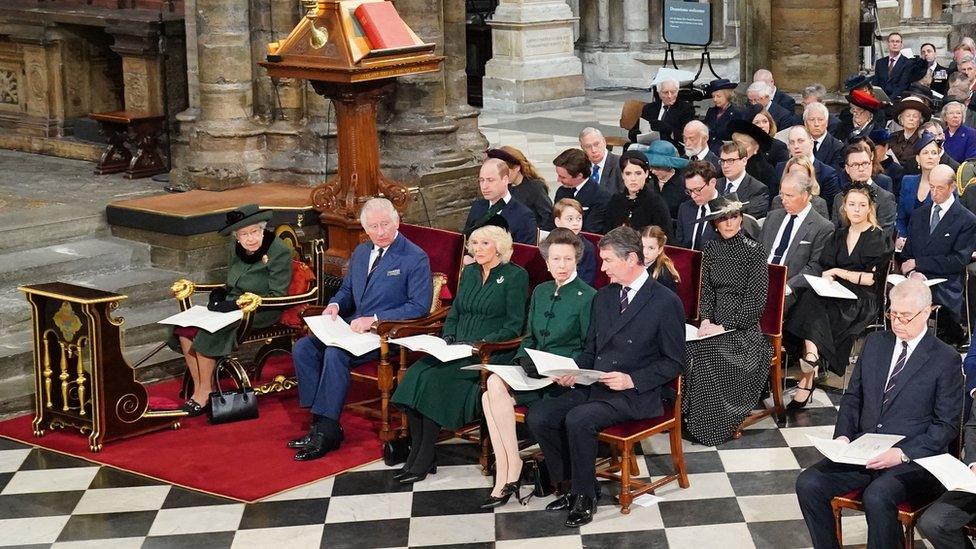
top-left (261, 0), bottom-right (443, 274)
top-left (20, 283), bottom-right (183, 452)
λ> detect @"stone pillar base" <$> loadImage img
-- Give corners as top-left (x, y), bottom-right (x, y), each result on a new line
top-left (482, 76), bottom-right (586, 113)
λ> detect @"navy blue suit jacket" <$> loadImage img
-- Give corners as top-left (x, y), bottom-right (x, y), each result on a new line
top-left (835, 331), bottom-right (963, 460)
top-left (768, 101), bottom-right (800, 131)
top-left (576, 278), bottom-right (686, 419)
top-left (464, 197), bottom-right (539, 245)
top-left (675, 199), bottom-right (717, 249)
top-left (814, 133), bottom-right (846, 172)
top-left (873, 55), bottom-right (913, 99)
top-left (554, 181), bottom-right (611, 234)
top-left (772, 89), bottom-right (796, 113)
top-left (902, 200), bottom-right (976, 315)
top-left (773, 158), bottom-right (841, 210)
top-left (330, 234), bottom-right (433, 322)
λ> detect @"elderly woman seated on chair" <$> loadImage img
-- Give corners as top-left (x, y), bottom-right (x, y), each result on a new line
top-left (167, 204), bottom-right (292, 416)
top-left (479, 228), bottom-right (596, 509)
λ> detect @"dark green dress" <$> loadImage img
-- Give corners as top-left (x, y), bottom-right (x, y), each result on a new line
top-left (513, 275), bottom-right (596, 405)
top-left (168, 233), bottom-right (292, 358)
top-left (392, 261), bottom-right (529, 429)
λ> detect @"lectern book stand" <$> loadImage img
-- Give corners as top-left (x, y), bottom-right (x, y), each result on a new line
top-left (20, 283), bottom-right (184, 452)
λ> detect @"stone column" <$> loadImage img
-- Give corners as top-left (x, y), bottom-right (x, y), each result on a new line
top-left (578, 0), bottom-right (600, 48)
top-left (623, 0), bottom-right (648, 46)
top-left (740, 0), bottom-right (770, 81)
top-left (482, 0), bottom-right (585, 113)
top-left (606, 0), bottom-right (626, 50)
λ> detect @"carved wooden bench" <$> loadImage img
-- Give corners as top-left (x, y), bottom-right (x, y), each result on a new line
top-left (89, 110), bottom-right (166, 179)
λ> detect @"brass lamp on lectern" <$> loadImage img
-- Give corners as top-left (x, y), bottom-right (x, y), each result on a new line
top-left (261, 1), bottom-right (443, 273)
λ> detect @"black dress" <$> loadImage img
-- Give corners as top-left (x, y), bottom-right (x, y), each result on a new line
top-left (604, 185), bottom-right (674, 240)
top-left (683, 234), bottom-right (772, 446)
top-left (784, 227), bottom-right (892, 376)
top-left (510, 178), bottom-right (553, 229)
top-left (649, 264), bottom-right (677, 294)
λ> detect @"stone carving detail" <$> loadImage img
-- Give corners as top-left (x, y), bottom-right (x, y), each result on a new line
top-left (0, 69), bottom-right (17, 105)
top-left (125, 70), bottom-right (148, 112)
top-left (27, 61), bottom-right (44, 100)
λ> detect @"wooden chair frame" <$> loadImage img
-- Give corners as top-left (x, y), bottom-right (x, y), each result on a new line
top-left (737, 263), bottom-right (788, 433)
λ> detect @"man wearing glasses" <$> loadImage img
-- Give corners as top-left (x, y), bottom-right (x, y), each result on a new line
top-left (797, 279), bottom-right (963, 549)
top-left (675, 160), bottom-right (720, 250)
top-left (831, 146), bottom-right (897, 235)
top-left (901, 164), bottom-right (976, 347)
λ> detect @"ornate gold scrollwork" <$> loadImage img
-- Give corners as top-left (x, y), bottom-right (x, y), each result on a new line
top-left (53, 301), bottom-right (82, 341)
top-left (58, 342), bottom-right (70, 411)
top-left (41, 328), bottom-right (55, 408)
top-left (253, 374), bottom-right (298, 395)
top-left (302, 0), bottom-right (329, 49)
top-left (236, 292), bottom-right (262, 313)
top-left (171, 279), bottom-right (196, 300)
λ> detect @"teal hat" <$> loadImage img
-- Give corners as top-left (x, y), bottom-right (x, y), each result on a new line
top-left (219, 204), bottom-right (273, 236)
top-left (644, 140), bottom-right (690, 170)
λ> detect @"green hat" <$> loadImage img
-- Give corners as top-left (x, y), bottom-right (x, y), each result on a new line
top-left (219, 204), bottom-right (273, 236)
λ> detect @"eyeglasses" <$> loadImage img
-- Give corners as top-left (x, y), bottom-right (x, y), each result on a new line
top-left (719, 157), bottom-right (742, 165)
top-left (885, 308), bottom-right (929, 324)
top-left (846, 161), bottom-right (872, 169)
top-left (685, 182), bottom-right (709, 196)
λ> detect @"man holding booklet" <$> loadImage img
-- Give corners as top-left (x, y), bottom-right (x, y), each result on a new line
top-left (289, 199), bottom-right (432, 461)
top-left (795, 279), bottom-right (963, 549)
top-left (525, 227), bottom-right (685, 527)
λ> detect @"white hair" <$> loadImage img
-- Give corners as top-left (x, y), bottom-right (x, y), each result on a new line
top-left (359, 197), bottom-right (400, 226)
top-left (802, 84), bottom-right (827, 101)
top-left (232, 220), bottom-right (268, 238)
top-left (685, 119), bottom-right (709, 138)
top-left (803, 102), bottom-right (829, 121)
top-left (748, 81), bottom-right (772, 98)
top-left (942, 101), bottom-right (966, 118)
top-left (890, 279), bottom-right (933, 309)
top-left (753, 69), bottom-right (773, 85)
top-left (657, 79), bottom-right (679, 91)
top-left (579, 127), bottom-right (604, 141)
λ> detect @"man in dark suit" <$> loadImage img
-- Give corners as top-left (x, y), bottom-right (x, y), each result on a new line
top-left (901, 164), bottom-right (976, 345)
top-left (873, 32), bottom-right (913, 99)
top-left (526, 226), bottom-right (685, 528)
top-left (291, 198), bottom-right (433, 460)
top-left (802, 84), bottom-right (843, 136)
top-left (747, 81), bottom-right (799, 130)
top-left (717, 141), bottom-right (769, 219)
top-left (754, 68), bottom-right (797, 113)
top-left (553, 148), bottom-right (611, 234)
top-left (463, 159), bottom-right (539, 245)
top-left (832, 145), bottom-right (897, 234)
top-left (760, 172), bottom-right (834, 301)
top-left (805, 102), bottom-right (845, 171)
top-left (579, 127), bottom-right (624, 196)
top-left (796, 279), bottom-right (963, 549)
top-left (629, 79), bottom-right (697, 147)
top-left (676, 160), bottom-right (720, 249)
top-left (773, 126), bottom-right (841, 209)
top-left (921, 42), bottom-right (950, 97)
top-left (682, 120), bottom-right (721, 172)
top-left (918, 397), bottom-right (976, 547)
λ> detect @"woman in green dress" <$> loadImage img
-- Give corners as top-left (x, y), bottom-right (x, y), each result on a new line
top-left (168, 204), bottom-right (292, 416)
top-left (479, 228), bottom-right (596, 509)
top-left (391, 224), bottom-right (529, 484)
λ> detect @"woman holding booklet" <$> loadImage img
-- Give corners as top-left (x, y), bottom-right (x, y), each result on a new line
top-left (681, 194), bottom-right (772, 446)
top-left (167, 205), bottom-right (292, 416)
top-left (479, 228), bottom-right (596, 509)
top-left (391, 225), bottom-right (529, 484)
top-left (784, 185), bottom-right (893, 409)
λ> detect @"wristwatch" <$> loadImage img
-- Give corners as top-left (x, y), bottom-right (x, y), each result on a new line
top-left (900, 451), bottom-right (911, 464)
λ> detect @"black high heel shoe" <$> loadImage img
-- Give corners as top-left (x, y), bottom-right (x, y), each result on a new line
top-left (480, 480), bottom-right (522, 509)
top-left (786, 386), bottom-right (814, 411)
top-left (397, 462), bottom-right (437, 484)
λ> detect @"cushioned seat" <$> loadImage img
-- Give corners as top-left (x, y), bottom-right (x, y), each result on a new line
top-left (831, 487), bottom-right (939, 548)
top-left (599, 405), bottom-right (674, 438)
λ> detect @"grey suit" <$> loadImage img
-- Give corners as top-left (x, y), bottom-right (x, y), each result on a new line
top-left (830, 181), bottom-right (897, 236)
top-left (597, 152), bottom-right (625, 196)
top-left (759, 206), bottom-right (834, 292)
top-left (718, 174), bottom-right (769, 219)
top-left (771, 195), bottom-right (830, 220)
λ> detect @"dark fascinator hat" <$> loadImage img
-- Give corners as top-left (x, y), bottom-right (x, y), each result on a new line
top-left (701, 192), bottom-right (748, 221)
top-left (846, 182), bottom-right (878, 202)
top-left (868, 128), bottom-right (891, 145)
top-left (219, 204), bottom-right (274, 236)
top-left (485, 148), bottom-right (520, 167)
top-left (912, 131), bottom-right (941, 154)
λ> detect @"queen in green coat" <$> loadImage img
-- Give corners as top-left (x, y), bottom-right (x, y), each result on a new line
top-left (478, 228), bottom-right (596, 509)
top-left (167, 205), bottom-right (292, 416)
top-left (391, 225), bottom-right (529, 483)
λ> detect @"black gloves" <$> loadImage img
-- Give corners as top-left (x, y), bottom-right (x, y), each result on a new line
top-left (442, 335), bottom-right (456, 345)
top-left (515, 355), bottom-right (543, 378)
top-left (207, 287), bottom-right (237, 313)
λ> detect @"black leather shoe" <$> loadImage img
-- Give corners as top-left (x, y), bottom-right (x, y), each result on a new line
top-left (391, 467), bottom-right (411, 481)
top-left (181, 399), bottom-right (206, 417)
top-left (287, 428), bottom-right (315, 449)
top-left (397, 462), bottom-right (437, 484)
top-left (565, 494), bottom-right (596, 527)
top-left (545, 493), bottom-right (576, 512)
top-left (294, 425), bottom-right (344, 461)
top-left (479, 481), bottom-right (521, 509)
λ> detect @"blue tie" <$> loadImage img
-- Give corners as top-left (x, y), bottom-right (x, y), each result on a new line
top-left (771, 214), bottom-right (797, 265)
top-left (591, 165), bottom-right (601, 185)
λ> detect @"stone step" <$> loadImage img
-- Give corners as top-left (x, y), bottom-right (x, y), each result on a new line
top-left (0, 204), bottom-right (108, 255)
top-left (0, 236), bottom-right (151, 292)
top-left (0, 266), bottom-right (183, 335)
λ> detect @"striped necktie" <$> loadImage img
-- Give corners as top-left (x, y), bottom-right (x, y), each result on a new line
top-left (882, 341), bottom-right (909, 407)
top-left (619, 286), bottom-right (631, 314)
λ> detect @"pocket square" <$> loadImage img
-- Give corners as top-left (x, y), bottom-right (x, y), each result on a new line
top-left (387, 268), bottom-right (401, 276)
top-left (799, 240), bottom-right (811, 245)
top-left (945, 233), bottom-right (951, 237)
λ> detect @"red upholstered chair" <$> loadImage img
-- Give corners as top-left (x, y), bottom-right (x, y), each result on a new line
top-left (737, 263), bottom-right (788, 431)
top-left (511, 242), bottom-right (552, 290)
top-left (579, 231), bottom-right (610, 289)
top-left (399, 223), bottom-right (465, 302)
top-left (664, 245), bottom-right (703, 322)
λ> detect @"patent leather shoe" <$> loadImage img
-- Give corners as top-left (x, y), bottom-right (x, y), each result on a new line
top-left (391, 467), bottom-right (411, 481)
top-left (479, 481), bottom-right (521, 509)
top-left (287, 428), bottom-right (315, 449)
top-left (294, 425), bottom-right (343, 461)
top-left (397, 463), bottom-right (437, 484)
top-left (565, 494), bottom-right (596, 527)
top-left (545, 493), bottom-right (576, 512)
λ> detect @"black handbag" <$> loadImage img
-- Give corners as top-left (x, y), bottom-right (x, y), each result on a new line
top-left (207, 364), bottom-right (259, 424)
top-left (383, 437), bottom-right (411, 466)
top-left (520, 457), bottom-right (553, 503)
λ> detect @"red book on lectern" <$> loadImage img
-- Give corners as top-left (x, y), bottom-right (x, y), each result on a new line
top-left (355, 2), bottom-right (415, 50)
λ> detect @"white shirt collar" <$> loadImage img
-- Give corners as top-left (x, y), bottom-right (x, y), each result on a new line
top-left (594, 153), bottom-right (608, 174)
top-left (889, 328), bottom-right (927, 380)
top-left (570, 179), bottom-right (588, 195)
top-left (371, 232), bottom-right (398, 254)
top-left (621, 269), bottom-right (650, 298)
top-left (490, 191), bottom-right (513, 207)
top-left (693, 148), bottom-right (709, 161)
top-left (935, 193), bottom-right (955, 212)
top-left (727, 171), bottom-right (746, 190)
top-left (555, 271), bottom-right (578, 291)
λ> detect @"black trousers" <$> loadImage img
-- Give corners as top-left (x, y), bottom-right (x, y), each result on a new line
top-left (918, 490), bottom-right (976, 549)
top-left (525, 387), bottom-right (636, 499)
top-left (795, 458), bottom-right (944, 549)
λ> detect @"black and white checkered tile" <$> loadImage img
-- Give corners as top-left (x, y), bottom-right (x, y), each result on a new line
top-left (0, 388), bottom-right (922, 549)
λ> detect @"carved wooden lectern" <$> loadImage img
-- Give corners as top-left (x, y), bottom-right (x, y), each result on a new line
top-left (20, 283), bottom-right (183, 452)
top-left (260, 0), bottom-right (443, 274)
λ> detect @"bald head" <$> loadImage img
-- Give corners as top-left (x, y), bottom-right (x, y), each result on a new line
top-left (930, 164), bottom-right (956, 187)
top-left (753, 69), bottom-right (774, 86)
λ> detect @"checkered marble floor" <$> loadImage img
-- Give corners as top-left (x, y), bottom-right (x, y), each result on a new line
top-left (0, 387), bottom-right (934, 549)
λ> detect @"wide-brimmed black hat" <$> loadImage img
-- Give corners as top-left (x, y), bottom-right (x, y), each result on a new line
top-left (892, 96), bottom-right (932, 121)
top-left (844, 73), bottom-right (871, 91)
top-left (705, 78), bottom-right (737, 94)
top-left (728, 119), bottom-right (773, 152)
top-left (869, 128), bottom-right (891, 145)
top-left (699, 193), bottom-right (748, 222)
top-left (219, 204), bottom-right (274, 236)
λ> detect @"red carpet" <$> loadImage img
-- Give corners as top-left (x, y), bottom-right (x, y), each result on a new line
top-left (0, 357), bottom-right (383, 502)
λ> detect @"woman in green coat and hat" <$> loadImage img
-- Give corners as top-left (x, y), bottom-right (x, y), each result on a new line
top-left (168, 204), bottom-right (292, 415)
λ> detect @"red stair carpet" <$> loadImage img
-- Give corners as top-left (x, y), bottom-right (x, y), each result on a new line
top-left (0, 357), bottom-right (383, 502)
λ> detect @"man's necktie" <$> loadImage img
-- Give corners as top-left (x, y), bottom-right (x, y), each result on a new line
top-left (888, 57), bottom-right (896, 73)
top-left (590, 164), bottom-right (601, 185)
top-left (619, 286), bottom-right (631, 314)
top-left (368, 247), bottom-right (384, 278)
top-left (929, 204), bottom-right (941, 234)
top-left (692, 205), bottom-right (706, 250)
top-left (813, 140), bottom-right (820, 155)
top-left (723, 180), bottom-right (733, 195)
top-left (771, 214), bottom-right (797, 265)
top-left (883, 341), bottom-right (909, 407)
